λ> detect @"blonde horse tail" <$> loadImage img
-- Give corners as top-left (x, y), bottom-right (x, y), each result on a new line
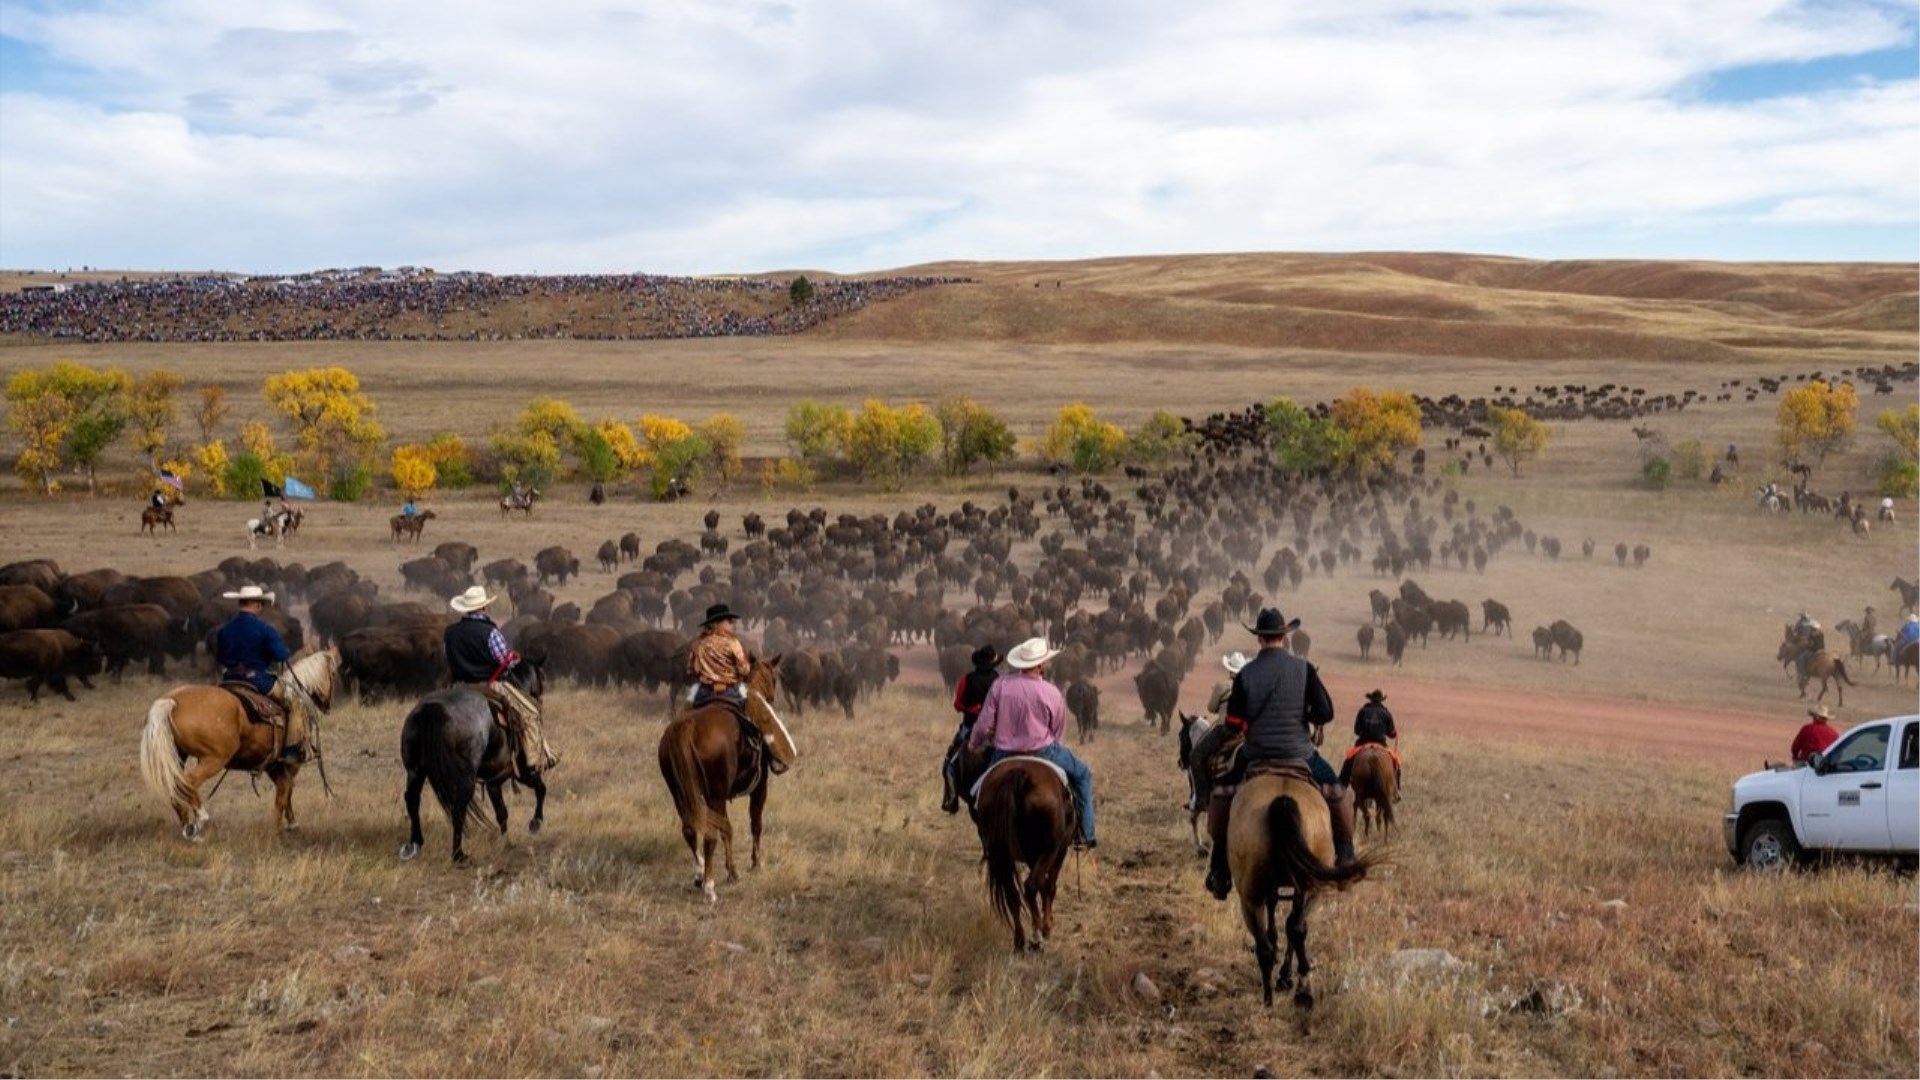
top-left (140, 697), bottom-right (188, 813)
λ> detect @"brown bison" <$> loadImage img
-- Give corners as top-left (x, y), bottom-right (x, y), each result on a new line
top-left (0, 584), bottom-right (56, 633)
top-left (1481, 599), bottom-right (1512, 637)
top-left (1065, 678), bottom-right (1100, 743)
top-left (0, 628), bottom-right (102, 701)
top-left (62, 603), bottom-right (195, 678)
top-left (535, 546), bottom-right (580, 587)
top-left (1549, 620), bottom-right (1583, 664)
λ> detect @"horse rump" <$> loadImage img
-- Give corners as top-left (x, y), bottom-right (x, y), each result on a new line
top-left (401, 697), bottom-right (486, 832)
top-left (1266, 794), bottom-right (1370, 891)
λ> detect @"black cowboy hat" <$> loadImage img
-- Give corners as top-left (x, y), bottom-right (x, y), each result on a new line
top-left (1365, 689), bottom-right (1387, 704)
top-left (1243, 607), bottom-right (1301, 637)
top-left (701, 603), bottom-right (742, 626)
top-left (971, 643), bottom-right (1001, 668)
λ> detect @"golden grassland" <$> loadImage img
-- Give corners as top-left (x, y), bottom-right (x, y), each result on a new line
top-left (0, 680), bottom-right (1914, 1078)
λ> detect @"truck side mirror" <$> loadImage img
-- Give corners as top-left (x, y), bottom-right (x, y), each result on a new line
top-left (1807, 750), bottom-right (1826, 774)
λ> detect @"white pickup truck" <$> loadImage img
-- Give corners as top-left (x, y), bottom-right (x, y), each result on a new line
top-left (1725, 713), bottom-right (1918, 870)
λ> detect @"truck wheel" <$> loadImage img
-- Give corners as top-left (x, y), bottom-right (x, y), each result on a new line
top-left (1742, 818), bottom-right (1800, 872)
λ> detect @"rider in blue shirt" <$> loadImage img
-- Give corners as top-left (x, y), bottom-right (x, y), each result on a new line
top-left (216, 586), bottom-right (290, 696)
top-left (1898, 614), bottom-right (1920, 651)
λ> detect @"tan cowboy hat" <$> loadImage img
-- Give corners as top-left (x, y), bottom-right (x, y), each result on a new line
top-left (449, 586), bottom-right (496, 614)
top-left (1909, 614), bottom-right (1919, 625)
top-left (1005, 637), bottom-right (1061, 670)
top-left (221, 584), bottom-right (275, 605)
top-left (1222, 651), bottom-right (1249, 674)
top-left (1806, 619), bottom-right (1821, 630)
top-left (1807, 704), bottom-right (1833, 721)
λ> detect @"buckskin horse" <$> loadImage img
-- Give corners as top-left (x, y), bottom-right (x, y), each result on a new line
top-left (139, 649), bottom-right (340, 840)
top-left (973, 754), bottom-right (1074, 951)
top-left (657, 657), bottom-right (796, 903)
top-left (1228, 766), bottom-right (1370, 1007)
top-left (397, 668), bottom-right (548, 865)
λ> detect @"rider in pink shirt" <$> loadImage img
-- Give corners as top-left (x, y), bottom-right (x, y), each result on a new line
top-left (967, 637), bottom-right (1095, 848)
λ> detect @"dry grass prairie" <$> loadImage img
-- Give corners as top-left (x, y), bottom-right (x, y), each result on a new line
top-left (0, 253), bottom-right (1916, 1077)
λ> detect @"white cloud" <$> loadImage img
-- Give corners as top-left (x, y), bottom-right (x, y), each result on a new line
top-left (0, 0), bottom-right (1914, 272)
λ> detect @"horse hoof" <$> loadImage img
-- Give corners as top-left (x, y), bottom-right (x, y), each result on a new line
top-left (1294, 989), bottom-right (1315, 1010)
top-left (702, 882), bottom-right (718, 904)
top-left (180, 822), bottom-right (202, 842)
top-left (398, 843), bottom-right (420, 862)
top-left (528, 818), bottom-right (542, 836)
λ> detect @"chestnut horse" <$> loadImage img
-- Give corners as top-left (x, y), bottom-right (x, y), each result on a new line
top-left (138, 649), bottom-right (340, 840)
top-left (1228, 769), bottom-right (1370, 1007)
top-left (1348, 746), bottom-right (1398, 837)
top-left (974, 756), bottom-right (1074, 952)
top-left (657, 657), bottom-right (796, 902)
top-left (139, 506), bottom-right (175, 535)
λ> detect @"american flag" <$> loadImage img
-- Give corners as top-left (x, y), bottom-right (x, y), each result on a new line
top-left (158, 468), bottom-right (184, 491)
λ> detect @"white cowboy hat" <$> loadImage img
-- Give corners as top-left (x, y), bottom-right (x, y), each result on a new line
top-left (1807, 620), bottom-right (1821, 630)
top-left (1909, 614), bottom-right (1919, 624)
top-left (221, 584), bottom-right (275, 604)
top-left (1222, 651), bottom-right (1249, 674)
top-left (1005, 637), bottom-right (1061, 670)
top-left (449, 586), bottom-right (496, 614)
top-left (1807, 704), bottom-right (1833, 721)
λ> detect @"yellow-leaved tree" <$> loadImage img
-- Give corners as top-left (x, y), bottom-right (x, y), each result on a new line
top-left (699, 414), bottom-right (746, 490)
top-left (4, 361), bottom-right (133, 493)
top-left (127, 369), bottom-right (184, 472)
top-left (596, 419), bottom-right (648, 472)
top-left (1041, 403), bottom-right (1127, 473)
top-left (1775, 380), bottom-right (1858, 471)
top-left (391, 444), bottom-right (439, 496)
top-left (262, 366), bottom-right (387, 488)
top-left (1875, 403), bottom-right (1918, 497)
top-left (195, 440), bottom-right (231, 496)
top-left (1330, 388), bottom-right (1423, 471)
top-left (845, 400), bottom-right (942, 489)
top-left (1487, 407), bottom-right (1551, 476)
top-left (5, 371), bottom-right (74, 494)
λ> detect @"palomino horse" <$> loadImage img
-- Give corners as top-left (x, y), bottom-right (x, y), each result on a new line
top-left (390, 509), bottom-right (436, 542)
top-left (1228, 768), bottom-right (1370, 1007)
top-left (974, 756), bottom-right (1074, 952)
top-left (657, 657), bottom-right (797, 903)
top-left (139, 649), bottom-right (340, 840)
top-left (139, 506), bottom-right (175, 535)
top-left (397, 672), bottom-right (547, 864)
top-left (1777, 642), bottom-right (1855, 706)
top-left (1348, 746), bottom-right (1398, 838)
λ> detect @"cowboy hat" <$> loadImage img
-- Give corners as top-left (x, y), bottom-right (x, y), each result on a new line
top-left (221, 584), bottom-right (275, 605)
top-left (1365, 689), bottom-right (1388, 704)
top-left (1243, 607), bottom-right (1301, 637)
top-left (701, 602), bottom-right (742, 626)
top-left (1806, 619), bottom-right (1822, 630)
top-left (1807, 704), bottom-right (1833, 721)
top-left (1221, 651), bottom-right (1249, 674)
top-left (1005, 637), bottom-right (1060, 670)
top-left (971, 643), bottom-right (1002, 668)
top-left (1909, 614), bottom-right (1919, 624)
top-left (449, 586), bottom-right (496, 614)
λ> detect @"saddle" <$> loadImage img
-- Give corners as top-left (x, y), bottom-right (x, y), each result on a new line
top-left (966, 755), bottom-right (1081, 838)
top-left (220, 682), bottom-right (285, 727)
top-left (731, 710), bottom-right (769, 796)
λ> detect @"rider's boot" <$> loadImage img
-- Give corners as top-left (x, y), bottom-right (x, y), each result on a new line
top-left (1204, 795), bottom-right (1233, 900)
top-left (1326, 784), bottom-right (1358, 868)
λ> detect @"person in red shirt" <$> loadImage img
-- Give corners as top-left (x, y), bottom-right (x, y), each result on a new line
top-left (1790, 704), bottom-right (1840, 764)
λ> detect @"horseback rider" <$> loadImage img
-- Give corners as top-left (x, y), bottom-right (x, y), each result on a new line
top-left (214, 585), bottom-right (302, 764)
top-left (1207, 651), bottom-right (1248, 720)
top-left (1339, 689), bottom-right (1401, 792)
top-left (1897, 614), bottom-right (1920, 653)
top-left (400, 496), bottom-right (419, 518)
top-left (1185, 651), bottom-right (1248, 814)
top-left (688, 603), bottom-right (752, 708)
top-left (445, 585), bottom-right (555, 775)
top-left (967, 637), bottom-right (1097, 850)
top-left (941, 643), bottom-right (1001, 814)
top-left (149, 488), bottom-right (169, 513)
top-left (1203, 607), bottom-right (1356, 900)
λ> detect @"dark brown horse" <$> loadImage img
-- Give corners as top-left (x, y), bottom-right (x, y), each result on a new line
top-left (139, 649), bottom-right (340, 840)
top-left (657, 657), bottom-right (795, 903)
top-left (974, 756), bottom-right (1074, 951)
top-left (1895, 640), bottom-right (1919, 685)
top-left (1348, 746), bottom-right (1398, 838)
top-left (139, 506), bottom-right (175, 535)
top-left (390, 509), bottom-right (436, 542)
top-left (1228, 770), bottom-right (1370, 1007)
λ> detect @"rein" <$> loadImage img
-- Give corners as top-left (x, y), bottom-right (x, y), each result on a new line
top-left (280, 657), bottom-right (336, 799)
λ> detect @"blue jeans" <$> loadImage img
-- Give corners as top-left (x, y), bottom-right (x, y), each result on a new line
top-left (1308, 751), bottom-right (1337, 787)
top-left (990, 744), bottom-right (1095, 845)
top-left (690, 684), bottom-right (746, 708)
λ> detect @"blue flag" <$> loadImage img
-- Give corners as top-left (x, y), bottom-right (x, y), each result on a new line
top-left (282, 476), bottom-right (316, 500)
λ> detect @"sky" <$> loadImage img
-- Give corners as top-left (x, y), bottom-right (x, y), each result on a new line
top-left (0, 0), bottom-right (1915, 275)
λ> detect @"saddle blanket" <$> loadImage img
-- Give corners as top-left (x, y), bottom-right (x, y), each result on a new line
top-left (969, 755), bottom-right (1071, 803)
top-left (1344, 743), bottom-right (1403, 768)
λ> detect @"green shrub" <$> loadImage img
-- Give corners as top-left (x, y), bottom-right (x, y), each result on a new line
top-left (222, 451), bottom-right (269, 501)
top-left (328, 461), bottom-right (373, 502)
top-left (1878, 456), bottom-right (1918, 499)
top-left (1641, 455), bottom-right (1672, 489)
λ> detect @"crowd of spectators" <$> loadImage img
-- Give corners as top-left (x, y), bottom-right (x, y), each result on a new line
top-left (0, 271), bottom-right (970, 343)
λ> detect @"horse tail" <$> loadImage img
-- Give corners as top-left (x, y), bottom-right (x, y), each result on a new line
top-left (1267, 795), bottom-right (1370, 890)
top-left (405, 700), bottom-right (485, 829)
top-left (661, 718), bottom-right (715, 842)
top-left (1834, 658), bottom-right (1855, 686)
top-left (140, 697), bottom-right (189, 813)
top-left (978, 768), bottom-right (1028, 932)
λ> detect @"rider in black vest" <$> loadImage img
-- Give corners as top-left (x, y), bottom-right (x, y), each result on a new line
top-left (1339, 689), bottom-right (1401, 788)
top-left (1205, 608), bottom-right (1355, 900)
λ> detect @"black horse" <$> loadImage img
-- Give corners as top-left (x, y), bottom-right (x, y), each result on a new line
top-left (398, 672), bottom-right (548, 864)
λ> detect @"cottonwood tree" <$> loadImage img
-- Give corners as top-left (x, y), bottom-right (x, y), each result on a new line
top-left (1330, 387), bottom-right (1422, 472)
top-left (1775, 380), bottom-right (1857, 472)
top-left (262, 366), bottom-right (386, 485)
top-left (1487, 407), bottom-right (1551, 476)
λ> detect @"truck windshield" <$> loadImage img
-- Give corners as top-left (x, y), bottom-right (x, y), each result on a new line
top-left (1826, 725), bottom-right (1889, 773)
